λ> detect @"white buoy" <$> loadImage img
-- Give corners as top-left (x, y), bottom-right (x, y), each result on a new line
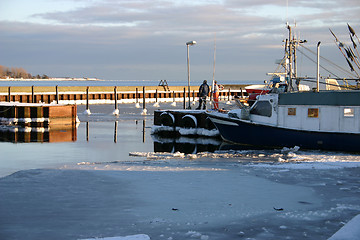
top-left (171, 102), bottom-right (176, 107)
top-left (141, 109), bottom-right (147, 115)
top-left (226, 101), bottom-right (231, 105)
top-left (153, 102), bottom-right (160, 107)
top-left (192, 101), bottom-right (196, 105)
top-left (135, 102), bottom-right (141, 108)
top-left (84, 109), bottom-right (91, 115)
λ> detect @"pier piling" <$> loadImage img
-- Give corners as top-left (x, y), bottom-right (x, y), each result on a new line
top-left (31, 86), bottom-right (34, 103)
top-left (183, 88), bottom-right (186, 109)
top-left (8, 87), bottom-right (11, 102)
top-left (56, 85), bottom-right (59, 104)
top-left (142, 86), bottom-right (146, 109)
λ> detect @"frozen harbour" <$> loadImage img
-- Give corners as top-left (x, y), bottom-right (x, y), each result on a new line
top-left (0, 103), bottom-right (359, 240)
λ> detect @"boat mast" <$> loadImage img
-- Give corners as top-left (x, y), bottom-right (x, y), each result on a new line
top-left (286, 23), bottom-right (305, 91)
top-left (286, 24), bottom-right (294, 91)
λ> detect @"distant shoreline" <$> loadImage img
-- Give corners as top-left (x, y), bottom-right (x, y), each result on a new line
top-left (0, 78), bottom-right (102, 81)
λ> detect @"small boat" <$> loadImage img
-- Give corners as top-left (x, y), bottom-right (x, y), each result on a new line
top-left (207, 24), bottom-right (360, 152)
top-left (244, 84), bottom-right (271, 101)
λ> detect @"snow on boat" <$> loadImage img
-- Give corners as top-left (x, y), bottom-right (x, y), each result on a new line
top-left (207, 23), bottom-right (360, 152)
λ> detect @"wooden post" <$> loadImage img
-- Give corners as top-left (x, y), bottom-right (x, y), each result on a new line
top-left (228, 88), bottom-right (231, 101)
top-left (32, 85), bottom-right (35, 103)
top-left (56, 85), bottom-right (59, 104)
top-left (240, 87), bottom-right (244, 98)
top-left (114, 86), bottom-right (118, 110)
top-left (155, 89), bottom-right (158, 102)
top-left (136, 88), bottom-right (139, 103)
top-left (86, 86), bottom-right (90, 111)
top-left (142, 86), bottom-right (146, 109)
top-left (173, 91), bottom-right (175, 102)
top-left (192, 90), bottom-right (195, 101)
top-left (183, 88), bottom-right (186, 109)
top-left (8, 87), bottom-right (11, 102)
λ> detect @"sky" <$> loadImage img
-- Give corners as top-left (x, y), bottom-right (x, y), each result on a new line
top-left (0, 0), bottom-right (359, 83)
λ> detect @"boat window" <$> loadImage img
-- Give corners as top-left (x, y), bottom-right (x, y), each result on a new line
top-left (308, 108), bottom-right (319, 118)
top-left (250, 101), bottom-right (272, 117)
top-left (344, 108), bottom-right (354, 117)
top-left (288, 108), bottom-right (296, 116)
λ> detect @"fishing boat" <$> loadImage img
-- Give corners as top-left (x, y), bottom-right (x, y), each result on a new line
top-left (207, 24), bottom-right (360, 152)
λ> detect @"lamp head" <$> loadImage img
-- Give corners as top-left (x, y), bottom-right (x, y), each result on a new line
top-left (186, 41), bottom-right (197, 46)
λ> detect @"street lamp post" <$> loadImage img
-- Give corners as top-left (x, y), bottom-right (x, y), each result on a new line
top-left (186, 40), bottom-right (196, 109)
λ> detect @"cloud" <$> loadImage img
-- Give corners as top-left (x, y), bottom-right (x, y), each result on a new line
top-left (0, 0), bottom-right (359, 81)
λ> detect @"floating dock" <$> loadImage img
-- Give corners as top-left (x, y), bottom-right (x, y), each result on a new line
top-left (0, 102), bottom-right (77, 128)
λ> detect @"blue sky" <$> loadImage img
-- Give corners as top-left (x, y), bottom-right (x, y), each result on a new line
top-left (0, 0), bottom-right (359, 83)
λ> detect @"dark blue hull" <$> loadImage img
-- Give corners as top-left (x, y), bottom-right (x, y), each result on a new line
top-left (208, 114), bottom-right (360, 153)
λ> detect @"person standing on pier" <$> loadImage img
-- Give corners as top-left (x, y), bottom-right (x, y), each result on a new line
top-left (212, 80), bottom-right (223, 110)
top-left (196, 80), bottom-right (210, 110)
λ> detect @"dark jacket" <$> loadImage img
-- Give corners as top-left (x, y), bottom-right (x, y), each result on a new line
top-left (199, 83), bottom-right (210, 97)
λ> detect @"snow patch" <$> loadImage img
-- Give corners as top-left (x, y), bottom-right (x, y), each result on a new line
top-left (328, 214), bottom-right (360, 240)
top-left (141, 109), bottom-right (147, 115)
top-left (112, 109), bottom-right (119, 115)
top-left (129, 151), bottom-right (185, 159)
top-left (151, 125), bottom-right (219, 137)
top-left (84, 109), bottom-right (91, 115)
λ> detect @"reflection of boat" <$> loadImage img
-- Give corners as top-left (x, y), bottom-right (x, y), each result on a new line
top-left (0, 125), bottom-right (77, 143)
top-left (208, 24), bottom-right (360, 152)
top-left (151, 134), bottom-right (221, 154)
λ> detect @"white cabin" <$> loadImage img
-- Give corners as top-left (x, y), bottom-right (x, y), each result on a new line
top-left (245, 91), bottom-right (360, 134)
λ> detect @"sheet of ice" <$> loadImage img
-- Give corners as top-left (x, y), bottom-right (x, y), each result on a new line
top-left (79, 234), bottom-right (150, 240)
top-left (328, 214), bottom-right (360, 240)
top-left (59, 164), bottom-right (321, 228)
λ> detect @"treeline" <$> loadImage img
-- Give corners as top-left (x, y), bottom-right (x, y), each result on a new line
top-left (0, 65), bottom-right (49, 79)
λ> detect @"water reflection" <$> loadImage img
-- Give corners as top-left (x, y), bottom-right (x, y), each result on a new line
top-left (152, 134), bottom-right (222, 154)
top-left (114, 121), bottom-right (118, 143)
top-left (0, 118), bottom-right (248, 153)
top-left (0, 126), bottom-right (77, 143)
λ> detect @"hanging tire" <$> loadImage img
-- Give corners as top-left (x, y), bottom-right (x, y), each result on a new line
top-left (205, 116), bottom-right (216, 130)
top-left (181, 114), bottom-right (197, 128)
top-left (159, 112), bottom-right (175, 126)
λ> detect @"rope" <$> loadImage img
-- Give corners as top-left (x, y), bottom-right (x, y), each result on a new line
top-left (299, 44), bottom-right (358, 78)
top-left (0, 106), bottom-right (13, 113)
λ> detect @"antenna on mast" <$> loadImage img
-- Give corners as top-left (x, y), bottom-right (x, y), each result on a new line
top-left (286, 0), bottom-right (289, 25)
top-left (211, 33), bottom-right (217, 105)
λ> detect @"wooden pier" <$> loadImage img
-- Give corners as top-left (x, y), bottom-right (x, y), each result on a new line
top-left (0, 85), bottom-right (247, 105)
